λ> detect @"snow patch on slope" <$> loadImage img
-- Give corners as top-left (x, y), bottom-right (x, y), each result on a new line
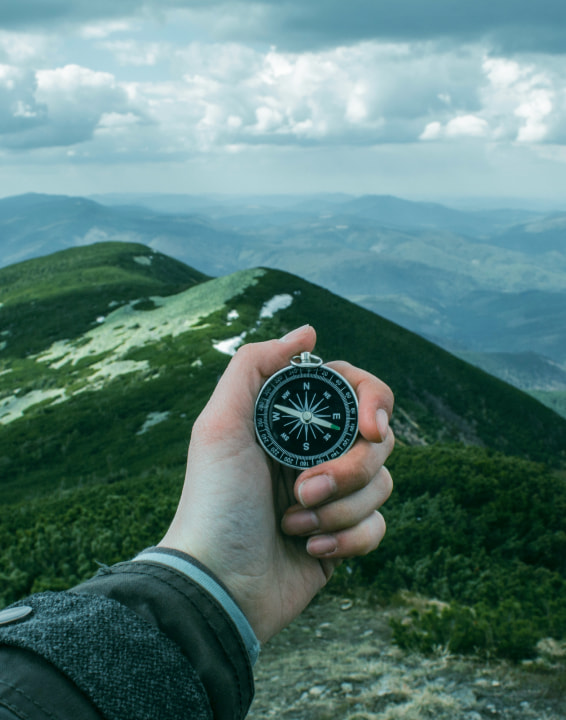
top-left (213, 333), bottom-right (247, 356)
top-left (0, 389), bottom-right (66, 425)
top-left (137, 411), bottom-right (171, 435)
top-left (259, 294), bottom-right (293, 319)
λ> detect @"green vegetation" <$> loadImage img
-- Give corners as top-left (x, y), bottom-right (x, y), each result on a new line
top-left (0, 242), bottom-right (207, 357)
top-left (1, 242), bottom-right (566, 664)
top-left (1, 444), bottom-right (564, 663)
top-left (341, 446), bottom-right (566, 660)
top-left (0, 469), bottom-right (181, 606)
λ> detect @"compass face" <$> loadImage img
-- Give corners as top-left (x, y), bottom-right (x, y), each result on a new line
top-left (254, 364), bottom-right (358, 469)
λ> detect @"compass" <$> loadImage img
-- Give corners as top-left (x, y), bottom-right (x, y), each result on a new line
top-left (254, 351), bottom-right (359, 469)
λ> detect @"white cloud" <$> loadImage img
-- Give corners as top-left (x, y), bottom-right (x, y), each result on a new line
top-left (9, 64), bottom-right (144, 148)
top-left (515, 94), bottom-right (553, 143)
top-left (13, 100), bottom-right (38, 118)
top-left (446, 114), bottom-right (489, 138)
top-left (37, 64), bottom-right (115, 92)
top-left (0, 30), bottom-right (52, 65)
top-left (0, 21), bottom-right (564, 172)
top-left (421, 53), bottom-right (566, 146)
top-left (420, 121), bottom-right (442, 140)
top-left (0, 64), bottom-right (45, 137)
top-left (420, 115), bottom-right (489, 140)
top-left (483, 57), bottom-right (522, 89)
top-left (163, 41), bottom-right (482, 148)
top-left (0, 63), bottom-right (21, 90)
top-left (97, 111), bottom-right (141, 129)
top-left (79, 20), bottom-right (137, 40)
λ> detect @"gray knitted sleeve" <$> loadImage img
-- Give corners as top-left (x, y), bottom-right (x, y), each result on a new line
top-left (0, 591), bottom-right (212, 720)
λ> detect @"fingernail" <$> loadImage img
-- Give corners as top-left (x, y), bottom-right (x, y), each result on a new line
top-left (298, 474), bottom-right (336, 508)
top-left (279, 324), bottom-right (310, 342)
top-left (282, 509), bottom-right (319, 535)
top-left (376, 408), bottom-right (389, 442)
top-left (307, 535), bottom-right (338, 557)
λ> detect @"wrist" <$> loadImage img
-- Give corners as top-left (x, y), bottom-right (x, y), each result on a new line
top-left (138, 547), bottom-right (260, 665)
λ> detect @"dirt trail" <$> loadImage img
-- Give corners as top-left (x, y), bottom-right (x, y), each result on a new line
top-left (248, 595), bottom-right (566, 720)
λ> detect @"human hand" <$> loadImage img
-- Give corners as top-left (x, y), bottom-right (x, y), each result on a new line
top-left (159, 325), bottom-right (394, 642)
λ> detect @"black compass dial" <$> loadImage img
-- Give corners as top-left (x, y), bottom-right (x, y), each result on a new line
top-left (254, 359), bottom-right (358, 469)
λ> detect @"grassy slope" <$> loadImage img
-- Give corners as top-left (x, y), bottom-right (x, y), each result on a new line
top-left (0, 242), bottom-right (208, 356)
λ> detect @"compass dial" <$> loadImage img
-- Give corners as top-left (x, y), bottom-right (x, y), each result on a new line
top-left (254, 361), bottom-right (359, 469)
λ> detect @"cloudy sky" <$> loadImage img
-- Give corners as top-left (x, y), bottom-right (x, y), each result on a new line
top-left (1, 0), bottom-right (566, 204)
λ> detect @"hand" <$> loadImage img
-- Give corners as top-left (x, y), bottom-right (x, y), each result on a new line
top-left (159, 325), bottom-right (394, 642)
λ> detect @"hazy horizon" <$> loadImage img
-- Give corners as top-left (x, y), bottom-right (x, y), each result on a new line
top-left (1, 189), bottom-right (565, 214)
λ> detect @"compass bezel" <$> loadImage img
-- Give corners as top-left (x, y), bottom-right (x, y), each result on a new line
top-left (254, 363), bottom-right (359, 469)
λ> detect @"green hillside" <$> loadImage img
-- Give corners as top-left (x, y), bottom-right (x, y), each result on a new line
top-left (0, 242), bottom-right (207, 357)
top-left (1, 242), bottom-right (565, 661)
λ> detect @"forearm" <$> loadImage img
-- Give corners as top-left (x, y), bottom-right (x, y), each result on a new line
top-left (0, 549), bottom-right (256, 720)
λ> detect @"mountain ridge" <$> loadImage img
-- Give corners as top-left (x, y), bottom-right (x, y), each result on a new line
top-left (1, 192), bottom-right (564, 413)
top-left (1, 242), bottom-right (564, 506)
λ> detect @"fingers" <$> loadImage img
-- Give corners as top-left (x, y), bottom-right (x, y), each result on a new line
top-left (281, 358), bottom-right (394, 559)
top-left (293, 438), bottom-right (393, 559)
top-left (295, 430), bottom-right (395, 508)
top-left (282, 466), bottom-right (392, 557)
top-left (307, 511), bottom-right (387, 559)
top-left (283, 466), bottom-right (393, 535)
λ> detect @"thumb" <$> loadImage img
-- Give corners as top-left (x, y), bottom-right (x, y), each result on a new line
top-left (196, 325), bottom-right (317, 441)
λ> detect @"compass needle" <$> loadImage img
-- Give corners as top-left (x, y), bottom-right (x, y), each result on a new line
top-left (310, 415), bottom-right (341, 431)
top-left (274, 404), bottom-right (303, 420)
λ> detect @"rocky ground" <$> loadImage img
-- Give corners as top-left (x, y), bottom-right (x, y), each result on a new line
top-left (248, 594), bottom-right (566, 720)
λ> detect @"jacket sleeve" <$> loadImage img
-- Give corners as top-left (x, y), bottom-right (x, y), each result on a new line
top-left (0, 550), bottom-right (256, 720)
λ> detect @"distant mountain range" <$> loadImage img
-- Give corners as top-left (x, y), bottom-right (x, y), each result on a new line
top-left (0, 192), bottom-right (564, 417)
